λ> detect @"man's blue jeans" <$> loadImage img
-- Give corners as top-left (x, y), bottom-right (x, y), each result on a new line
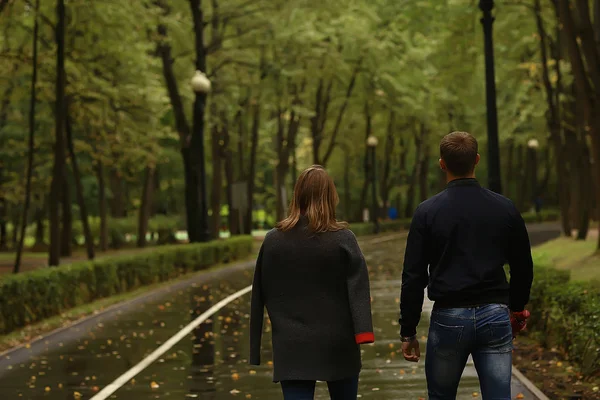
top-left (426, 304), bottom-right (513, 400)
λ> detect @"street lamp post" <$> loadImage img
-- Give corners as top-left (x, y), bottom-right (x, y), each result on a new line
top-left (191, 70), bottom-right (211, 242)
top-left (480, 0), bottom-right (503, 194)
top-left (367, 135), bottom-right (380, 234)
top-left (527, 138), bottom-right (539, 209)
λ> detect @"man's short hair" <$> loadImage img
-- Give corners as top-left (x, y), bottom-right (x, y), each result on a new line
top-left (440, 131), bottom-right (478, 176)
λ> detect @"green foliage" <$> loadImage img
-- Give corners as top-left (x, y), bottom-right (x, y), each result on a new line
top-left (528, 264), bottom-right (600, 378)
top-left (350, 219), bottom-right (411, 236)
top-left (0, 236), bottom-right (253, 334)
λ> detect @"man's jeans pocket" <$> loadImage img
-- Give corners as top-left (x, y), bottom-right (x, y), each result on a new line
top-left (428, 321), bottom-right (464, 359)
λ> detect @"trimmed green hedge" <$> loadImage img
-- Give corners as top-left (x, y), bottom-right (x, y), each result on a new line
top-left (522, 208), bottom-right (561, 223)
top-left (0, 236), bottom-right (253, 335)
top-left (528, 264), bottom-right (600, 378)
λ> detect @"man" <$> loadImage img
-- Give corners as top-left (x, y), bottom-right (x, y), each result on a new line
top-left (399, 132), bottom-right (533, 400)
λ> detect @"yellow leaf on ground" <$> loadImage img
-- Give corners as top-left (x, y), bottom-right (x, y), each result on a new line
top-left (150, 381), bottom-right (159, 389)
top-left (516, 393), bottom-right (525, 399)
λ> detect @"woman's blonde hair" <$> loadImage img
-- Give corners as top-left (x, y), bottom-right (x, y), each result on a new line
top-left (276, 165), bottom-right (348, 233)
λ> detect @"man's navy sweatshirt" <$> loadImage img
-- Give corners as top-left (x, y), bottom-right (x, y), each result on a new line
top-left (399, 178), bottom-right (534, 337)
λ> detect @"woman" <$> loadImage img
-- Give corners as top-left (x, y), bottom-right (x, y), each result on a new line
top-left (250, 165), bottom-right (374, 400)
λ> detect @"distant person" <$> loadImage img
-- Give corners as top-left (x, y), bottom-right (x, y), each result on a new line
top-left (250, 165), bottom-right (374, 400)
top-left (399, 132), bottom-right (533, 400)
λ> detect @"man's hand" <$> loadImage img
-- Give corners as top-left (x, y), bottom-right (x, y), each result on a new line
top-left (510, 310), bottom-right (531, 338)
top-left (402, 338), bottom-right (421, 362)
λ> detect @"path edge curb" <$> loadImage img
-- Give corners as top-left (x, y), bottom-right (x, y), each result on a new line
top-left (513, 365), bottom-right (550, 400)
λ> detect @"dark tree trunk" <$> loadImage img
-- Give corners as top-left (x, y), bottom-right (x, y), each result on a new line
top-left (11, 210), bottom-right (18, 247)
top-left (344, 152), bottom-right (351, 220)
top-left (358, 102), bottom-right (372, 221)
top-left (419, 146), bottom-right (430, 202)
top-left (405, 124), bottom-right (425, 217)
top-left (558, 0), bottom-right (600, 248)
top-left (13, 0), bottom-right (40, 272)
top-left (399, 137), bottom-right (408, 217)
top-left (0, 200), bottom-right (6, 251)
top-left (576, 141), bottom-right (592, 240)
top-left (60, 172), bottom-right (72, 257)
top-left (246, 101), bottom-right (260, 233)
top-left (109, 170), bottom-right (125, 218)
top-left (224, 143), bottom-right (237, 235)
top-left (189, 0), bottom-right (210, 242)
top-left (65, 104), bottom-right (94, 260)
top-left (505, 140), bottom-right (514, 200)
top-left (34, 207), bottom-right (44, 247)
top-left (210, 122), bottom-right (223, 240)
top-left (516, 145), bottom-right (528, 211)
top-left (137, 167), bottom-right (155, 248)
top-left (381, 111), bottom-right (395, 207)
top-left (96, 162), bottom-right (108, 251)
top-left (0, 212), bottom-right (6, 251)
top-left (48, 0), bottom-right (66, 266)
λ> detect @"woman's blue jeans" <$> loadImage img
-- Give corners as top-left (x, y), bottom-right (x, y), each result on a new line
top-left (280, 376), bottom-right (359, 400)
top-left (426, 304), bottom-right (513, 400)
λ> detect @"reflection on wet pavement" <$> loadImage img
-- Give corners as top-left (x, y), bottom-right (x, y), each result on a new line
top-left (0, 234), bottom-right (537, 399)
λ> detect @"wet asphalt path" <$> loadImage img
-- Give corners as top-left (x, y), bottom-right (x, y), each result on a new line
top-left (0, 226), bottom-right (559, 399)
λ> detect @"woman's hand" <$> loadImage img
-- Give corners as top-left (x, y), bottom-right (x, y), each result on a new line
top-left (402, 338), bottom-right (421, 362)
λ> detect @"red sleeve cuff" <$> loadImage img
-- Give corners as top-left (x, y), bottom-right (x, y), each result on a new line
top-left (355, 332), bottom-right (375, 344)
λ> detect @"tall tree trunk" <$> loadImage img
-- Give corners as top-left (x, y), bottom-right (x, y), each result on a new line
top-left (576, 137), bottom-right (592, 240)
top-left (224, 144), bottom-right (237, 235)
top-left (358, 102), bottom-right (372, 221)
top-left (558, 0), bottom-right (600, 248)
top-left (405, 123), bottom-right (425, 217)
top-left (60, 172), bottom-right (72, 257)
top-left (210, 120), bottom-right (222, 240)
top-left (65, 104), bottom-right (94, 260)
top-left (381, 111), bottom-right (395, 208)
top-left (137, 167), bottom-right (155, 248)
top-left (96, 162), bottom-right (108, 251)
top-left (245, 101), bottom-right (260, 233)
top-left (0, 208), bottom-right (6, 251)
top-left (14, 0), bottom-right (40, 272)
top-left (399, 137), bottom-right (408, 217)
top-left (109, 170), bottom-right (125, 218)
top-left (48, 0), bottom-right (67, 266)
top-left (344, 152), bottom-right (351, 220)
top-left (419, 146), bottom-right (430, 202)
top-left (516, 145), bottom-right (528, 211)
top-left (34, 206), bottom-right (44, 247)
top-left (505, 140), bottom-right (514, 200)
top-left (189, 0), bottom-right (210, 242)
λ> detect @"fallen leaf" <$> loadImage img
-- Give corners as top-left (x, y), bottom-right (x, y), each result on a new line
top-left (472, 392), bottom-right (479, 397)
top-left (73, 392), bottom-right (82, 399)
top-left (232, 373), bottom-right (240, 381)
top-left (150, 381), bottom-right (160, 389)
top-left (516, 394), bottom-right (525, 399)
top-left (44, 387), bottom-right (51, 392)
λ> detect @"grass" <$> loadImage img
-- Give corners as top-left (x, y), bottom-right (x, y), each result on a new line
top-left (0, 253), bottom-right (257, 354)
top-left (532, 236), bottom-right (600, 282)
top-left (0, 252), bottom-right (47, 262)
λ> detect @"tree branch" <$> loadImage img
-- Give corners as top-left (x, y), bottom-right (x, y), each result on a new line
top-left (322, 58), bottom-right (363, 166)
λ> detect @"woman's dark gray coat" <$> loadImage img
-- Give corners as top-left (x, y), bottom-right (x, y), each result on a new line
top-left (249, 217), bottom-right (374, 382)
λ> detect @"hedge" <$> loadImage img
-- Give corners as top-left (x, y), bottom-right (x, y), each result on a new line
top-left (0, 236), bottom-right (253, 335)
top-left (527, 263), bottom-right (600, 379)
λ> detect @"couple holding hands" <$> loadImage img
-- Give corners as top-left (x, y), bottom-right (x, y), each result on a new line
top-left (250, 132), bottom-right (533, 400)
